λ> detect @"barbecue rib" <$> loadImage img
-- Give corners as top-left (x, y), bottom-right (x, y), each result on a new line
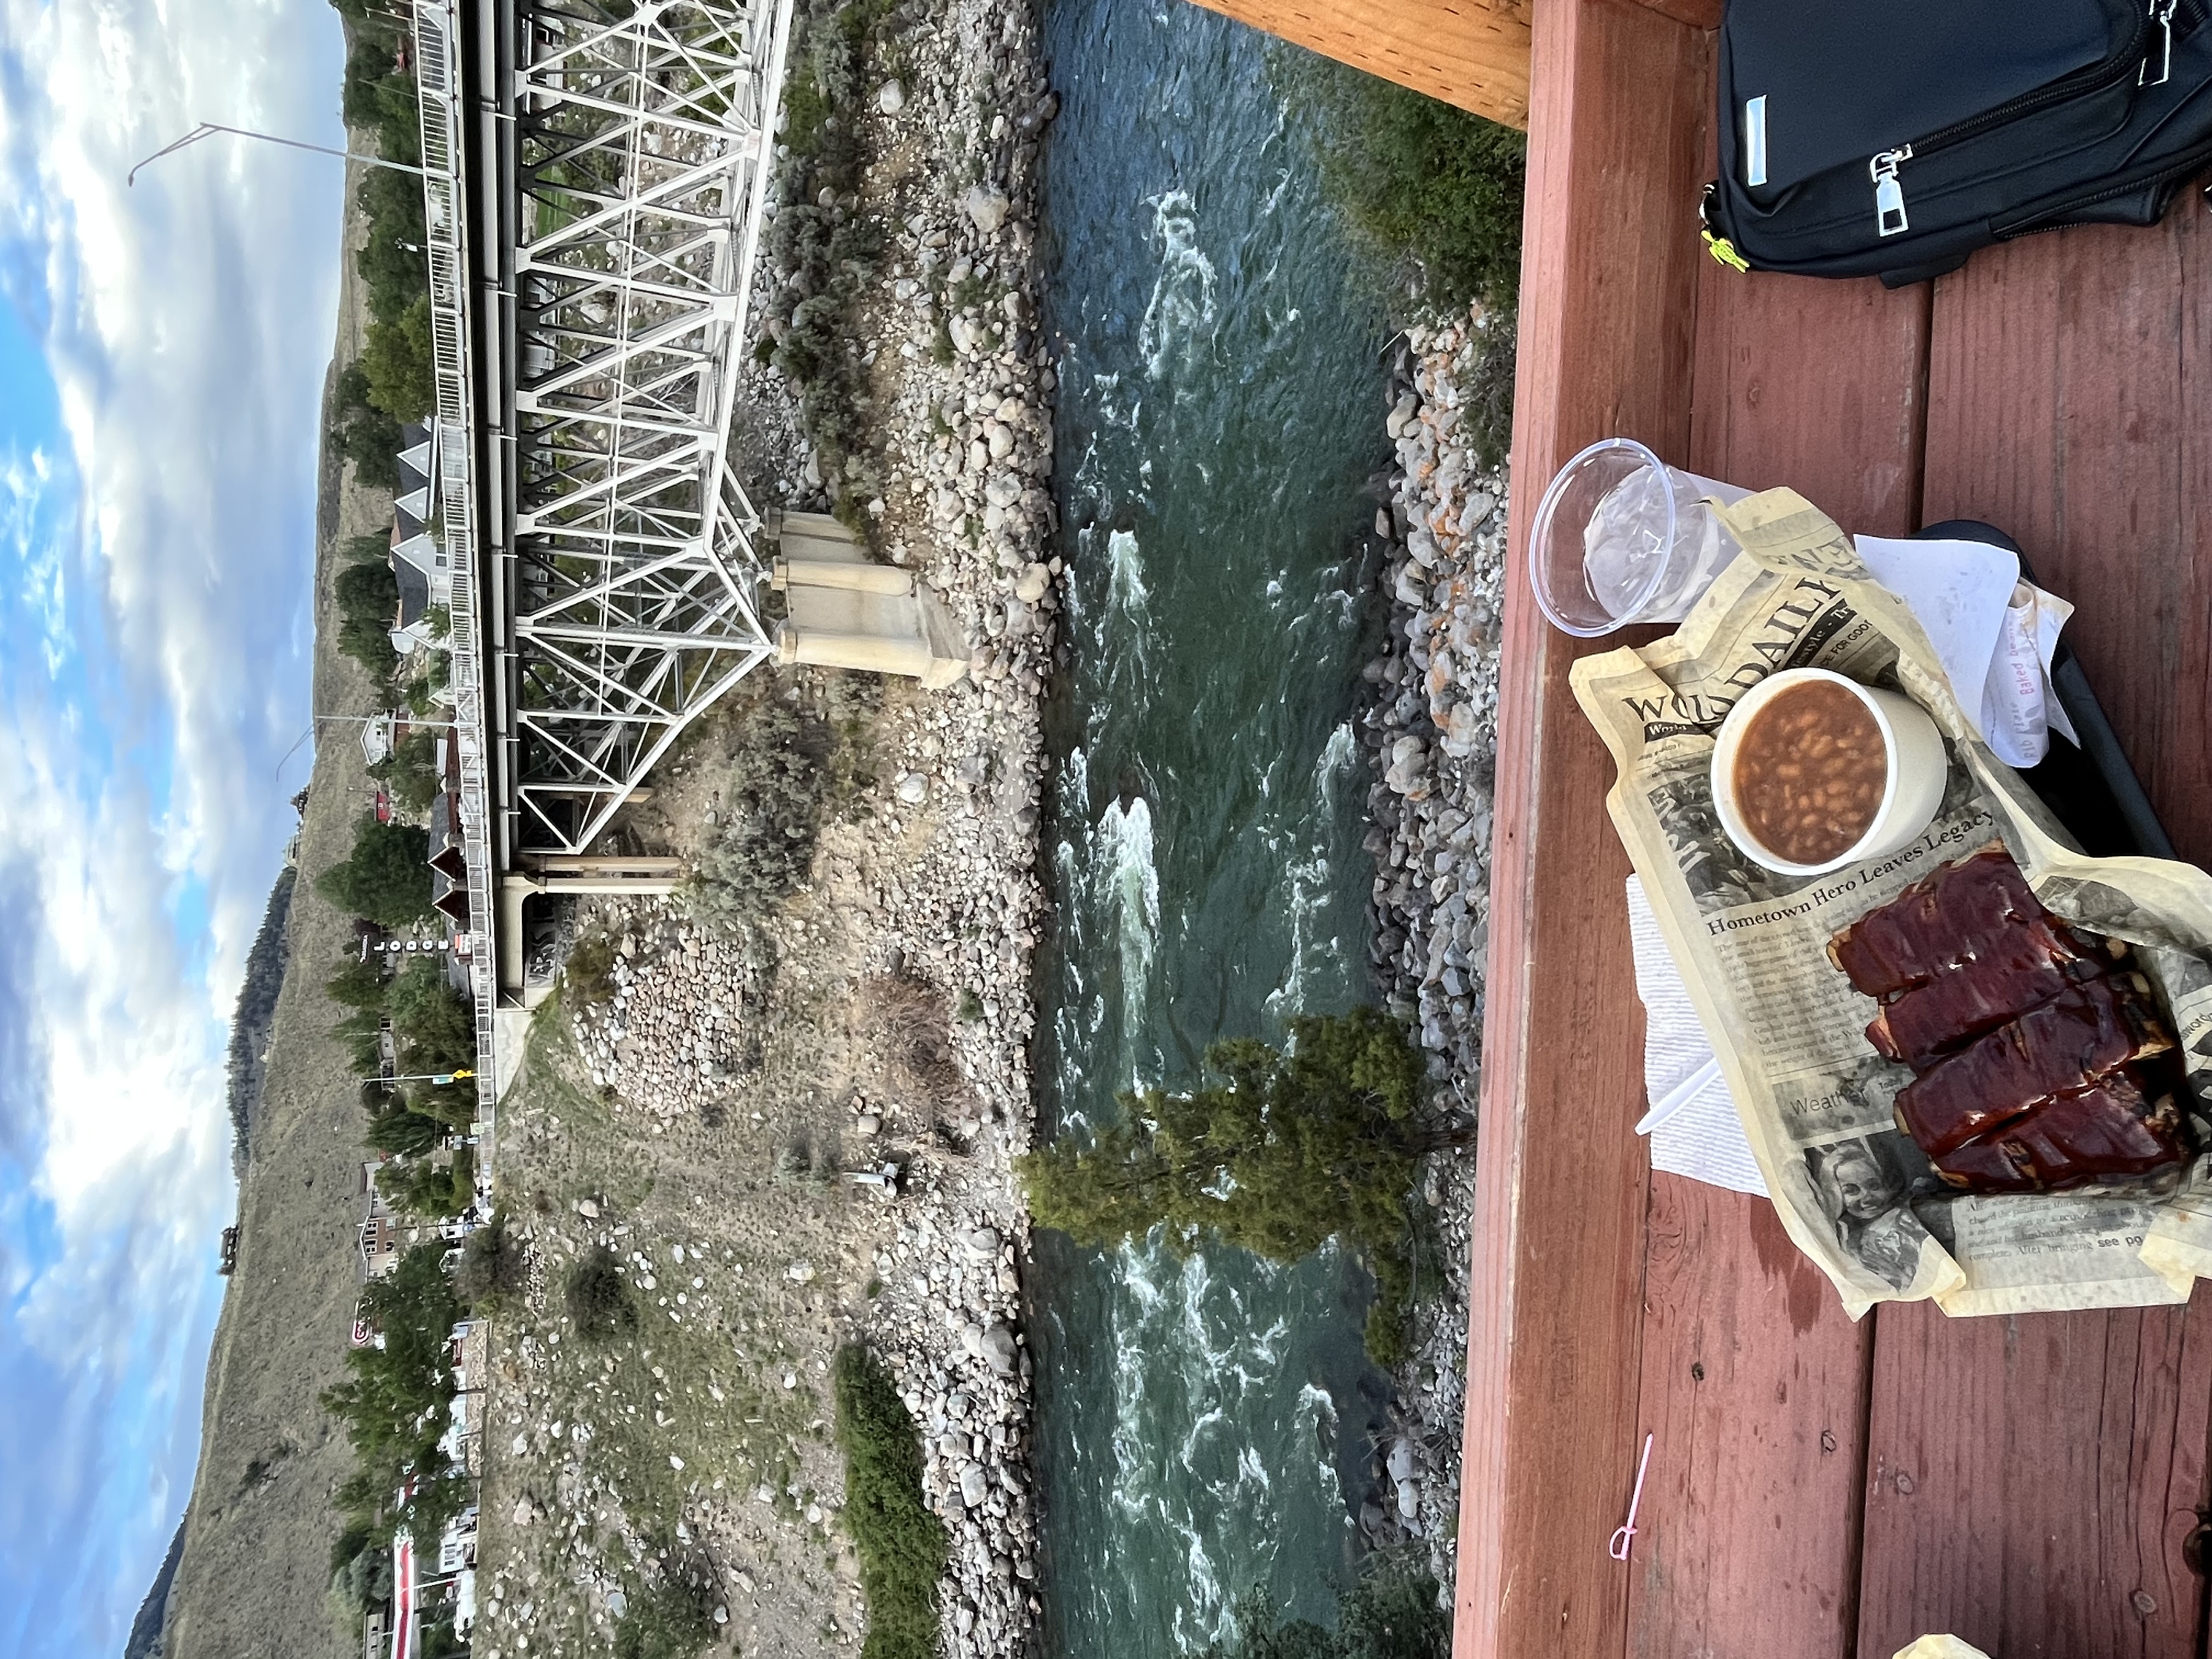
top-left (1927, 1068), bottom-right (2188, 1192)
top-left (1828, 845), bottom-right (2107, 1000)
top-left (1828, 848), bottom-right (2192, 1194)
top-left (1894, 974), bottom-right (2173, 1157)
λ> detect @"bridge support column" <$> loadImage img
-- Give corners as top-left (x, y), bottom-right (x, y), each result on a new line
top-left (770, 512), bottom-right (969, 689)
top-left (496, 859), bottom-right (686, 1003)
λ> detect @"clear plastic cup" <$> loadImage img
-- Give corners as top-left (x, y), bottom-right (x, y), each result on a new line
top-left (1528, 438), bottom-right (1754, 636)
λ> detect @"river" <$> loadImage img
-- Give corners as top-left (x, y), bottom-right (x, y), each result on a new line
top-left (1026, 3), bottom-right (1396, 1651)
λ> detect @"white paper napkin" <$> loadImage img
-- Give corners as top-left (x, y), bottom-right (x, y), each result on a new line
top-left (1852, 535), bottom-right (2074, 768)
top-left (1626, 876), bottom-right (1769, 1197)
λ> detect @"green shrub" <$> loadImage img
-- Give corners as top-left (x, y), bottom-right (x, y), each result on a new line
top-left (613, 1570), bottom-right (720, 1659)
top-left (567, 1245), bottom-right (639, 1340)
top-left (1291, 64), bottom-right (1525, 315)
top-left (832, 1345), bottom-right (947, 1659)
top-left (684, 692), bottom-right (829, 936)
top-left (1284, 59), bottom-right (1525, 465)
top-left (316, 816), bottom-right (434, 928)
top-left (454, 1210), bottom-right (527, 1306)
top-left (563, 930), bottom-right (618, 1007)
top-left (761, 0), bottom-right (902, 527)
top-left (1205, 1555), bottom-right (1448, 1659)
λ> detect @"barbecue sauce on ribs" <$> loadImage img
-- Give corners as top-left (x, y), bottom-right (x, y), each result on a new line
top-left (1827, 847), bottom-right (2193, 1192)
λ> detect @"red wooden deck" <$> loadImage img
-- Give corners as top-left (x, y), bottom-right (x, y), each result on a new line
top-left (1455, 2), bottom-right (2212, 1655)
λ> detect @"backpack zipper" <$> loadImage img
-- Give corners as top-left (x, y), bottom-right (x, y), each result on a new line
top-left (1866, 0), bottom-right (2158, 236)
top-left (2142, 0), bottom-right (2180, 83)
top-left (1871, 149), bottom-right (1914, 236)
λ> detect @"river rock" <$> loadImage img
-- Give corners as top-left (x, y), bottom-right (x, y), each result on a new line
top-left (897, 772), bottom-right (930, 804)
top-left (981, 1322), bottom-right (1019, 1375)
top-left (960, 1464), bottom-right (991, 1508)
top-left (1385, 736), bottom-right (1429, 795)
top-left (1387, 1438), bottom-right (1417, 1483)
top-left (964, 185), bottom-right (1012, 233)
top-left (1438, 700), bottom-right (1482, 760)
top-left (1013, 563), bottom-right (1050, 603)
top-left (877, 78), bottom-right (906, 114)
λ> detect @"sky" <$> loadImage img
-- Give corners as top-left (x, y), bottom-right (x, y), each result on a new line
top-left (0, 0), bottom-right (343, 1652)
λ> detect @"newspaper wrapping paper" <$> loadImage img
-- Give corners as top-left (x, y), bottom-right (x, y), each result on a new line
top-left (1571, 488), bottom-right (2212, 1319)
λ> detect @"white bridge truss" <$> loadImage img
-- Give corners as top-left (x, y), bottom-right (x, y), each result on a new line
top-left (408, 0), bottom-right (796, 1124)
top-left (508, 0), bottom-right (793, 855)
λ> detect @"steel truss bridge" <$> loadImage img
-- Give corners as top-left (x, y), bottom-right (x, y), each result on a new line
top-left (408, 0), bottom-right (797, 1124)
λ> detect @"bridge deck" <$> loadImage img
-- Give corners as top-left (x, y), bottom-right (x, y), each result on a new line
top-left (1456, 2), bottom-right (2212, 1655)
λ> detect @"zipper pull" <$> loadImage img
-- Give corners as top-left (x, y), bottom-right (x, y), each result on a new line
top-left (1871, 147), bottom-right (1913, 238)
top-left (2142, 0), bottom-right (2176, 86)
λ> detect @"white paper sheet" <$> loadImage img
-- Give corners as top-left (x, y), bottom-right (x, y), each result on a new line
top-left (1853, 535), bottom-right (2074, 768)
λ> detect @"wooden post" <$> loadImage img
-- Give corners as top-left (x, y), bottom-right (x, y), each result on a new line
top-left (1186, 0), bottom-right (1535, 129)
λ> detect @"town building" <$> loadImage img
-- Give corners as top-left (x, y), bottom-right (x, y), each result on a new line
top-left (387, 424), bottom-right (452, 658)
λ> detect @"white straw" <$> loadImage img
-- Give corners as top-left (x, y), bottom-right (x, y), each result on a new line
top-left (1635, 1055), bottom-right (1722, 1136)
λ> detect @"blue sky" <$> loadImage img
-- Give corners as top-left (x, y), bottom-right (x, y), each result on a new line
top-left (0, 0), bottom-right (343, 1652)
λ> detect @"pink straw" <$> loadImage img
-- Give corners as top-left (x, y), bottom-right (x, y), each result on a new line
top-left (1608, 1432), bottom-right (1654, 1561)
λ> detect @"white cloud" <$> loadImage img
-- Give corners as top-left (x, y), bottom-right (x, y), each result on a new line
top-left (0, 0), bottom-right (343, 1181)
top-left (0, 0), bottom-right (346, 1649)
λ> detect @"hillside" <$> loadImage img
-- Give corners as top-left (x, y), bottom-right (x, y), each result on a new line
top-left (156, 171), bottom-right (409, 1659)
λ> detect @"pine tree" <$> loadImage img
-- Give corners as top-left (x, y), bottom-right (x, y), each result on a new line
top-left (1017, 1008), bottom-right (1456, 1363)
top-left (315, 816), bottom-right (434, 928)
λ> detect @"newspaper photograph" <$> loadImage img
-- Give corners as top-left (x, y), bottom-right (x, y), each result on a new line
top-left (1572, 488), bottom-right (2212, 1317)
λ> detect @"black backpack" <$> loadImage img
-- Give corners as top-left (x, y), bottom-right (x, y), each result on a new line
top-left (1703, 0), bottom-right (2212, 285)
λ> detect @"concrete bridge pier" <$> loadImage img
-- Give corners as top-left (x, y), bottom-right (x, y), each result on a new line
top-left (770, 512), bottom-right (970, 689)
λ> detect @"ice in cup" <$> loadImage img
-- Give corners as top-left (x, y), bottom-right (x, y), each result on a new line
top-left (1528, 437), bottom-right (1754, 636)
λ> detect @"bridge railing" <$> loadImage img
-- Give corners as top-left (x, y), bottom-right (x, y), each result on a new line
top-left (411, 0), bottom-right (500, 1139)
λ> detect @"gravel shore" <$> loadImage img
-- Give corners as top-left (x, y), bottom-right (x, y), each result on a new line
top-left (1356, 312), bottom-right (1511, 1597)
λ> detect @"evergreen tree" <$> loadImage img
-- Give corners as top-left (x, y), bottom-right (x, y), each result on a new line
top-left (365, 1104), bottom-right (443, 1159)
top-left (316, 816), bottom-right (434, 927)
top-left (326, 953), bottom-right (390, 1011)
top-left (1017, 1009), bottom-right (1453, 1364)
top-left (332, 363), bottom-right (406, 492)
top-left (321, 1243), bottom-right (464, 1543)
top-left (333, 555), bottom-right (403, 678)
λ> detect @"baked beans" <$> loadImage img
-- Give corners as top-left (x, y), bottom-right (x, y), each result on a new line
top-left (1733, 678), bottom-right (1887, 865)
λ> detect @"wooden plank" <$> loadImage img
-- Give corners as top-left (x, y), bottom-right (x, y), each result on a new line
top-left (1613, 264), bottom-right (1930, 1657)
top-left (1186, 0), bottom-right (1536, 129)
top-left (1921, 212), bottom-right (2212, 866)
top-left (1854, 1291), bottom-right (2212, 1659)
top-left (1626, 1182), bottom-right (1874, 1659)
top-left (1455, 1), bottom-right (1709, 1655)
top-left (1689, 266), bottom-right (1932, 538)
top-left (1853, 209), bottom-right (2212, 1659)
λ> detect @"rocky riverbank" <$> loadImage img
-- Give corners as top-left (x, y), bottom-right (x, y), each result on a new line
top-left (470, 3), bottom-right (1062, 1657)
top-left (1357, 311), bottom-right (1512, 1595)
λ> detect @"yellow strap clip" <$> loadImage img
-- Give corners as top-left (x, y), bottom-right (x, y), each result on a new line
top-left (1702, 230), bottom-right (1751, 273)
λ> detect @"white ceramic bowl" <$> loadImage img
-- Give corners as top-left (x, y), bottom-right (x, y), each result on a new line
top-left (1710, 668), bottom-right (1947, 877)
